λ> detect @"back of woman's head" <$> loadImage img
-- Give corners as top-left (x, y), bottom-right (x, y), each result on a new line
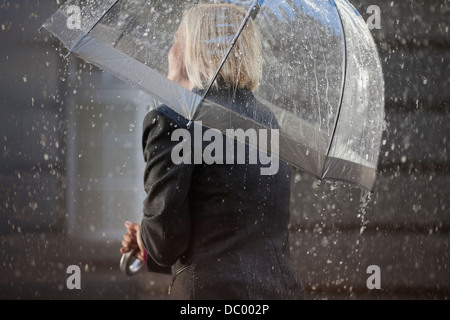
top-left (183, 3), bottom-right (262, 92)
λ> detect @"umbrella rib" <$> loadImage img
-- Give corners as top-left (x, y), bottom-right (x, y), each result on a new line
top-left (199, 0), bottom-right (263, 105)
top-left (324, 2), bottom-right (348, 164)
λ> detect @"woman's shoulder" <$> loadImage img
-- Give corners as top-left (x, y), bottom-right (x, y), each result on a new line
top-left (143, 105), bottom-right (190, 130)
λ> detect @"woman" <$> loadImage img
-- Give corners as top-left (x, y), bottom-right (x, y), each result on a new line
top-left (121, 3), bottom-right (304, 300)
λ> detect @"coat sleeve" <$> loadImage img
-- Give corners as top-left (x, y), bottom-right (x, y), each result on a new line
top-left (140, 109), bottom-right (194, 268)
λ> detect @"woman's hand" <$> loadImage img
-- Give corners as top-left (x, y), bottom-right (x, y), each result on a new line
top-left (120, 221), bottom-right (145, 262)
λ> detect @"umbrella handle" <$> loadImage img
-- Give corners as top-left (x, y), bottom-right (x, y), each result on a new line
top-left (120, 248), bottom-right (145, 276)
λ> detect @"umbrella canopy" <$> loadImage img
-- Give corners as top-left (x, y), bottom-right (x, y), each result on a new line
top-left (41, 0), bottom-right (385, 191)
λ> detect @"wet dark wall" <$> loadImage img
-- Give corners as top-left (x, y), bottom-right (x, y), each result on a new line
top-left (0, 0), bottom-right (449, 299)
top-left (0, 0), bottom-right (167, 299)
top-left (289, 0), bottom-right (449, 299)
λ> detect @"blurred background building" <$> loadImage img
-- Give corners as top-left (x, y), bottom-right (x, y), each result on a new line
top-left (0, 0), bottom-right (449, 299)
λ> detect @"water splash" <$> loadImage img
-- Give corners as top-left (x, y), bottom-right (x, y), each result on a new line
top-left (358, 189), bottom-right (372, 235)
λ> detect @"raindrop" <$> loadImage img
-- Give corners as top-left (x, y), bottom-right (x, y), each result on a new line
top-left (358, 190), bottom-right (372, 235)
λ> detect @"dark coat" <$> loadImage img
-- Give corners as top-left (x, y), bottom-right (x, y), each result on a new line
top-left (140, 88), bottom-right (304, 300)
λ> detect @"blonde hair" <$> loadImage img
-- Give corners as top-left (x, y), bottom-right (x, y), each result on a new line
top-left (182, 4), bottom-right (262, 92)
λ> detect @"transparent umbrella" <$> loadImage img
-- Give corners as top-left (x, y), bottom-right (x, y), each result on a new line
top-left (41, 0), bottom-right (385, 191)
